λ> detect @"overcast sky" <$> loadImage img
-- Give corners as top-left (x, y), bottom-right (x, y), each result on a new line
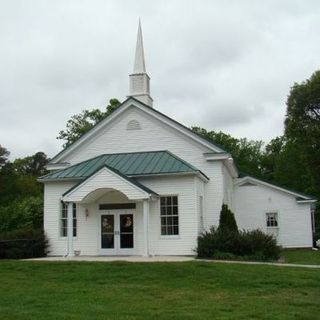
top-left (1, 0), bottom-right (319, 159)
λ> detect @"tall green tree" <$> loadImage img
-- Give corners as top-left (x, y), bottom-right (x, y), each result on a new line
top-left (0, 150), bottom-right (48, 231)
top-left (218, 204), bottom-right (238, 233)
top-left (284, 70), bottom-right (320, 197)
top-left (57, 98), bottom-right (121, 147)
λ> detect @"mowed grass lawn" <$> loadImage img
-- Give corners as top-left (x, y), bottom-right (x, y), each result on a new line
top-left (282, 249), bottom-right (320, 265)
top-left (0, 261), bottom-right (320, 320)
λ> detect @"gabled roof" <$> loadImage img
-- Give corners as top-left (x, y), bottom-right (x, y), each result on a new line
top-left (63, 165), bottom-right (158, 198)
top-left (40, 150), bottom-right (208, 181)
top-left (49, 97), bottom-right (226, 164)
top-left (235, 175), bottom-right (316, 202)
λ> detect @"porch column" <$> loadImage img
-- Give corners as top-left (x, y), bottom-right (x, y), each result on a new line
top-left (67, 202), bottom-right (74, 257)
top-left (143, 199), bottom-right (150, 256)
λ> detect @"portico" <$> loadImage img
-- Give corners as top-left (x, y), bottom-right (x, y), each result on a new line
top-left (61, 166), bottom-right (157, 257)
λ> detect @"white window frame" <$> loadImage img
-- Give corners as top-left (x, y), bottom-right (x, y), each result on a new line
top-left (60, 202), bottom-right (77, 238)
top-left (265, 211), bottom-right (279, 228)
top-left (199, 195), bottom-right (204, 233)
top-left (159, 195), bottom-right (179, 237)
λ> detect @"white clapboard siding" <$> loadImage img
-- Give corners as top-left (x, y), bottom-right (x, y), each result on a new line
top-left (222, 165), bottom-right (234, 210)
top-left (138, 175), bottom-right (198, 255)
top-left (195, 177), bottom-right (205, 235)
top-left (233, 183), bottom-right (313, 248)
top-left (44, 181), bottom-right (77, 256)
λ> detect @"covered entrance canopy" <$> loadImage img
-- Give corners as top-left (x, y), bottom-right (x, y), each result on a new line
top-left (60, 165), bottom-right (157, 257)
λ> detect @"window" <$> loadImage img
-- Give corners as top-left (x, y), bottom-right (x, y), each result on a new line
top-left (266, 212), bottom-right (278, 227)
top-left (160, 196), bottom-right (179, 236)
top-left (72, 204), bottom-right (77, 237)
top-left (60, 203), bottom-right (77, 237)
top-left (199, 196), bottom-right (204, 232)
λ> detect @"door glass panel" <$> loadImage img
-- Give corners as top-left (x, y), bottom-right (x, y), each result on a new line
top-left (120, 214), bottom-right (134, 249)
top-left (101, 215), bottom-right (114, 249)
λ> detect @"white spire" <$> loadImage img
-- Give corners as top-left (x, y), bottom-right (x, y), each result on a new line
top-left (128, 20), bottom-right (153, 107)
top-left (133, 20), bottom-right (146, 73)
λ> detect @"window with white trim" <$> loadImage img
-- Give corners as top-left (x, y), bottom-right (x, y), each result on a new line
top-left (160, 196), bottom-right (179, 236)
top-left (199, 196), bottom-right (204, 232)
top-left (60, 203), bottom-right (77, 237)
top-left (266, 212), bottom-right (278, 227)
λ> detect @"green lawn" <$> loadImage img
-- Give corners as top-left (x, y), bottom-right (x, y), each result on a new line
top-left (282, 249), bottom-right (320, 265)
top-left (0, 261), bottom-right (319, 320)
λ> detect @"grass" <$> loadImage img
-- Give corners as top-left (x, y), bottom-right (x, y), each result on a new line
top-left (282, 249), bottom-right (320, 265)
top-left (0, 261), bottom-right (320, 319)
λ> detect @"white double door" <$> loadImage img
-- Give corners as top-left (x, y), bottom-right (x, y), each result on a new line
top-left (100, 210), bottom-right (135, 255)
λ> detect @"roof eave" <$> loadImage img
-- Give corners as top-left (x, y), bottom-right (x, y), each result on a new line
top-left (296, 199), bottom-right (317, 204)
top-left (38, 177), bottom-right (84, 183)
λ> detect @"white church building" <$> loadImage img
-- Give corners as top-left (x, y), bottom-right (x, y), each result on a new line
top-left (40, 23), bottom-right (316, 256)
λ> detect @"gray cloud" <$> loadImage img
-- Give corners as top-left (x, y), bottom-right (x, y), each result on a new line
top-left (0, 0), bottom-right (319, 159)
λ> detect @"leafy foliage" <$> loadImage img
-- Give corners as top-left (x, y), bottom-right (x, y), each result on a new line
top-left (218, 204), bottom-right (238, 233)
top-left (198, 205), bottom-right (280, 261)
top-left (197, 227), bottom-right (281, 261)
top-left (57, 98), bottom-right (121, 147)
top-left (0, 196), bottom-right (43, 233)
top-left (0, 150), bottom-right (48, 232)
top-left (0, 228), bottom-right (48, 259)
top-left (13, 152), bottom-right (49, 176)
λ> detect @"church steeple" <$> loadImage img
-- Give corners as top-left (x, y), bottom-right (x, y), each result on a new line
top-left (133, 20), bottom-right (146, 73)
top-left (128, 20), bottom-right (153, 107)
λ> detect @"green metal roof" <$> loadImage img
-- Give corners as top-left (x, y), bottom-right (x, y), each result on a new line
top-left (62, 165), bottom-right (158, 197)
top-left (40, 150), bottom-right (204, 181)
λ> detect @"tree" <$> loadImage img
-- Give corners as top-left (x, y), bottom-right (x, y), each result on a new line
top-left (0, 196), bottom-right (43, 232)
top-left (260, 136), bottom-right (285, 182)
top-left (192, 127), bottom-right (264, 178)
top-left (13, 152), bottom-right (49, 177)
top-left (0, 145), bottom-right (9, 169)
top-left (57, 98), bottom-right (121, 147)
top-left (284, 71), bottom-right (320, 195)
top-left (218, 204), bottom-right (238, 233)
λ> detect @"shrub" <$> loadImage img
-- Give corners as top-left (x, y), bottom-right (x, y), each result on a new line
top-left (218, 204), bottom-right (238, 233)
top-left (0, 196), bottom-right (43, 233)
top-left (197, 227), bottom-right (281, 261)
top-left (0, 228), bottom-right (49, 259)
